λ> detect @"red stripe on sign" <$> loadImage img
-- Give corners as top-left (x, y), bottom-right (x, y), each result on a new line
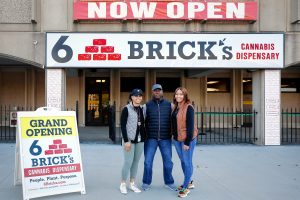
top-left (49, 145), bottom-right (58, 149)
top-left (73, 2), bottom-right (257, 21)
top-left (85, 46), bottom-right (99, 53)
top-left (53, 139), bottom-right (62, 144)
top-left (55, 149), bottom-right (63, 154)
top-left (93, 39), bottom-right (106, 46)
top-left (64, 148), bottom-right (72, 153)
top-left (24, 163), bottom-right (81, 177)
top-left (93, 54), bottom-right (106, 60)
top-left (108, 54), bottom-right (121, 60)
top-left (45, 150), bottom-right (54, 155)
top-left (78, 54), bottom-right (91, 61)
top-left (101, 46), bottom-right (114, 53)
top-left (59, 144), bottom-right (67, 149)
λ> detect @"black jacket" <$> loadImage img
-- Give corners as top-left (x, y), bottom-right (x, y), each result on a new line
top-left (145, 98), bottom-right (172, 140)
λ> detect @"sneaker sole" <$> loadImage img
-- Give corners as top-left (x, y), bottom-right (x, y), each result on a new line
top-left (165, 185), bottom-right (178, 191)
top-left (120, 186), bottom-right (128, 194)
top-left (178, 190), bottom-right (190, 198)
top-left (130, 188), bottom-right (142, 193)
top-left (178, 193), bottom-right (188, 198)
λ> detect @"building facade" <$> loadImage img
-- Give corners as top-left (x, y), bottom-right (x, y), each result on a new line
top-left (0, 0), bottom-right (300, 145)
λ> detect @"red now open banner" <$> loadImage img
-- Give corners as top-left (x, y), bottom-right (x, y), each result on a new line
top-left (73, 0), bottom-right (257, 21)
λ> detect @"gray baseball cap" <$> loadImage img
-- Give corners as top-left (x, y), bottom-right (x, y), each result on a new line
top-left (152, 84), bottom-right (162, 91)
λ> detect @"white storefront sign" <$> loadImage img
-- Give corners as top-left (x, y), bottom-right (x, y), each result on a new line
top-left (15, 109), bottom-right (86, 200)
top-left (46, 33), bottom-right (284, 69)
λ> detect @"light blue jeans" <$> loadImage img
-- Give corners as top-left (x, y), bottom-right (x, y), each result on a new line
top-left (121, 142), bottom-right (144, 181)
top-left (173, 139), bottom-right (196, 189)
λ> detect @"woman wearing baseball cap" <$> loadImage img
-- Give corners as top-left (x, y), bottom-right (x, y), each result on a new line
top-left (119, 89), bottom-right (146, 194)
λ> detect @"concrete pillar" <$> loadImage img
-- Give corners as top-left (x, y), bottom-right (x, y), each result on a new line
top-left (46, 68), bottom-right (66, 111)
top-left (145, 70), bottom-right (150, 101)
top-left (199, 77), bottom-right (207, 108)
top-left (231, 70), bottom-right (242, 110)
top-left (253, 69), bottom-right (281, 145)
top-left (185, 78), bottom-right (200, 108)
top-left (111, 69), bottom-right (120, 126)
top-left (78, 70), bottom-right (85, 126)
top-left (146, 69), bottom-right (156, 99)
top-left (181, 71), bottom-right (186, 88)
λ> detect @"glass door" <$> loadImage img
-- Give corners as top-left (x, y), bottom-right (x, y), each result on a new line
top-left (86, 77), bottom-right (110, 126)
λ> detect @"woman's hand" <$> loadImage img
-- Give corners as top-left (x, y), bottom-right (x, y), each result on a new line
top-left (183, 145), bottom-right (190, 151)
top-left (124, 142), bottom-right (131, 152)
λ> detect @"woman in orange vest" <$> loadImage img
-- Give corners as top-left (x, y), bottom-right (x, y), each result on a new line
top-left (171, 87), bottom-right (198, 198)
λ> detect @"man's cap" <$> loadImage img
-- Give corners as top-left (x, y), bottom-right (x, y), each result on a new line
top-left (152, 84), bottom-right (163, 91)
top-left (130, 88), bottom-right (143, 96)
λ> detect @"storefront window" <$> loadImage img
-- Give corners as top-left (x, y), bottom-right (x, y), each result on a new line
top-left (121, 77), bottom-right (145, 92)
top-left (281, 78), bottom-right (300, 93)
top-left (156, 77), bottom-right (181, 92)
top-left (243, 78), bottom-right (252, 94)
top-left (207, 78), bottom-right (230, 93)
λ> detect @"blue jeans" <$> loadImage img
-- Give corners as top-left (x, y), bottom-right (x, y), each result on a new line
top-left (173, 139), bottom-right (196, 189)
top-left (143, 138), bottom-right (174, 185)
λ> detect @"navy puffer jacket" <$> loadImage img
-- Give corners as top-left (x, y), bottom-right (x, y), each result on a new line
top-left (145, 98), bottom-right (172, 140)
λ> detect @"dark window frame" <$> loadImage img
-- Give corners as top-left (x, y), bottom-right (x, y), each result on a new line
top-left (243, 78), bottom-right (252, 94)
top-left (281, 78), bottom-right (300, 93)
top-left (207, 78), bottom-right (231, 93)
top-left (156, 77), bottom-right (181, 92)
top-left (120, 77), bottom-right (145, 92)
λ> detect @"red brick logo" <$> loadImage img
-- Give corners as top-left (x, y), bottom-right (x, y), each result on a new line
top-left (44, 139), bottom-right (72, 155)
top-left (78, 39), bottom-right (121, 61)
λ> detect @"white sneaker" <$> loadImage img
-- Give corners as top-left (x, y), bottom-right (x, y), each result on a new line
top-left (129, 182), bottom-right (141, 193)
top-left (120, 183), bottom-right (127, 194)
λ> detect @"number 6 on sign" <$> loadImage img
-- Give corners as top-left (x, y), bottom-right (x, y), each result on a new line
top-left (51, 36), bottom-right (73, 63)
top-left (29, 140), bottom-right (42, 156)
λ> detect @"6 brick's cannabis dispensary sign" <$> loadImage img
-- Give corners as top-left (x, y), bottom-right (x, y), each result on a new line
top-left (15, 110), bottom-right (86, 200)
top-left (46, 33), bottom-right (284, 69)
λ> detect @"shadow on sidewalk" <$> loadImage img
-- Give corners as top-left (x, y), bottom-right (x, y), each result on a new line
top-left (78, 126), bottom-right (121, 144)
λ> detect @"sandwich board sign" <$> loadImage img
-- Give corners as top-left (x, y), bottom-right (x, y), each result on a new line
top-left (14, 108), bottom-right (86, 200)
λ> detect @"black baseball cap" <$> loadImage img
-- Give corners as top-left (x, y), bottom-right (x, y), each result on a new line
top-left (130, 88), bottom-right (143, 96)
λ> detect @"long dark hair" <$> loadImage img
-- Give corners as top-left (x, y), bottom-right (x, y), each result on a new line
top-left (173, 87), bottom-right (191, 110)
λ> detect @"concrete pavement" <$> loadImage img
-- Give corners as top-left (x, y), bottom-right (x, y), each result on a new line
top-left (0, 143), bottom-right (300, 200)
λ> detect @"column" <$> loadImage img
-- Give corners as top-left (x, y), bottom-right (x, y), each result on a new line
top-left (146, 69), bottom-right (156, 99)
top-left (111, 69), bottom-right (120, 126)
top-left (253, 69), bottom-right (281, 145)
top-left (185, 78), bottom-right (200, 108)
top-left (46, 69), bottom-right (66, 111)
top-left (199, 77), bottom-right (207, 108)
top-left (231, 70), bottom-right (242, 111)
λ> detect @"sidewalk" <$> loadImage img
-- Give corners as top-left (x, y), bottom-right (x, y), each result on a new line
top-left (0, 143), bottom-right (299, 200)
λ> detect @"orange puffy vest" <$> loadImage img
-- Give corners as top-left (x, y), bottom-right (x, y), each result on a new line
top-left (175, 103), bottom-right (198, 142)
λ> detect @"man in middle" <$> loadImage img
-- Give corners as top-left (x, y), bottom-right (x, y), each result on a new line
top-left (142, 84), bottom-right (177, 191)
